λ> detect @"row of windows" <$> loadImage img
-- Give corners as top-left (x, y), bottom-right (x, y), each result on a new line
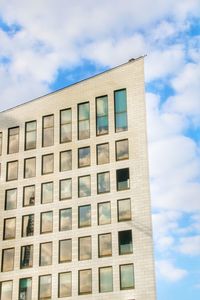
top-left (2, 198), bottom-right (132, 240)
top-left (0, 89), bottom-right (128, 156)
top-left (1, 229), bottom-right (133, 273)
top-left (4, 169), bottom-right (130, 205)
top-left (3, 138), bottom-right (129, 181)
top-left (0, 263), bottom-right (134, 299)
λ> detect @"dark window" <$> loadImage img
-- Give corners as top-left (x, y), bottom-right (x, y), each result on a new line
top-left (118, 230), bottom-right (133, 255)
top-left (116, 168), bottom-right (130, 190)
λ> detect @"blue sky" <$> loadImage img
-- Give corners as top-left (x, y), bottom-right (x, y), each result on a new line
top-left (0, 1), bottom-right (200, 299)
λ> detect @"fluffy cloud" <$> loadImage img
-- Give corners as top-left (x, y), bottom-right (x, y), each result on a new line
top-left (177, 236), bottom-right (200, 255)
top-left (156, 259), bottom-right (187, 282)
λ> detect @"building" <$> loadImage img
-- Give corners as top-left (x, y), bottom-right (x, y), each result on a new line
top-left (0, 57), bottom-right (156, 300)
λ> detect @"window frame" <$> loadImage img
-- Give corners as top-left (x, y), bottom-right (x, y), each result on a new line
top-left (96, 95), bottom-right (109, 136)
top-left (42, 114), bottom-right (54, 147)
top-left (78, 102), bottom-right (90, 140)
top-left (25, 120), bottom-right (37, 150)
top-left (60, 108), bottom-right (72, 143)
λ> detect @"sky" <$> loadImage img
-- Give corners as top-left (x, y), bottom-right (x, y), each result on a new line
top-left (0, 0), bottom-right (200, 299)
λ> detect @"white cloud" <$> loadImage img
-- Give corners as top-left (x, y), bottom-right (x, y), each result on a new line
top-left (156, 259), bottom-right (187, 282)
top-left (177, 236), bottom-right (200, 255)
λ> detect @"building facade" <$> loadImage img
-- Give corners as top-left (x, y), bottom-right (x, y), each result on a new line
top-left (0, 57), bottom-right (156, 300)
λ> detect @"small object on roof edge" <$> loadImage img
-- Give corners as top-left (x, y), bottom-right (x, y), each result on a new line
top-left (128, 58), bottom-right (135, 62)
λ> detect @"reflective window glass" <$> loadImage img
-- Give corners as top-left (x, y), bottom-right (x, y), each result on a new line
top-left (24, 157), bottom-right (36, 178)
top-left (78, 102), bottom-right (90, 140)
top-left (60, 108), bottom-right (72, 143)
top-left (0, 281), bottom-right (13, 300)
top-left (39, 275), bottom-right (52, 300)
top-left (118, 230), bottom-right (133, 255)
top-left (5, 188), bottom-right (17, 210)
top-left (117, 198), bottom-right (131, 221)
top-left (0, 132), bottom-right (2, 156)
top-left (79, 236), bottom-right (92, 261)
top-left (59, 208), bottom-right (72, 231)
top-left (40, 242), bottom-right (52, 266)
top-left (42, 115), bottom-right (54, 147)
top-left (3, 218), bottom-right (16, 240)
top-left (96, 96), bottom-right (108, 135)
top-left (78, 146), bottom-right (90, 168)
top-left (98, 233), bottom-right (112, 257)
top-left (98, 202), bottom-right (111, 225)
top-left (58, 272), bottom-right (72, 298)
top-left (120, 264), bottom-right (135, 289)
top-left (41, 211), bottom-right (53, 234)
top-left (22, 214), bottom-right (34, 237)
top-left (19, 278), bottom-right (32, 300)
top-left (78, 205), bottom-right (91, 228)
top-left (60, 178), bottom-right (72, 200)
top-left (114, 89), bottom-right (128, 132)
top-left (116, 139), bottom-right (129, 160)
top-left (116, 168), bottom-right (130, 190)
top-left (97, 143), bottom-right (109, 165)
top-left (25, 121), bottom-right (37, 150)
top-left (60, 150), bottom-right (72, 172)
top-left (6, 160), bottom-right (18, 181)
top-left (8, 127), bottom-right (19, 154)
top-left (20, 245), bottom-right (33, 269)
top-left (78, 269), bottom-right (92, 295)
top-left (59, 239), bottom-right (72, 263)
top-left (42, 182), bottom-right (53, 204)
top-left (42, 154), bottom-right (54, 174)
top-left (99, 267), bottom-right (113, 293)
top-left (1, 248), bottom-right (15, 272)
top-left (97, 172), bottom-right (110, 194)
top-left (23, 185), bottom-right (35, 206)
top-left (78, 175), bottom-right (91, 197)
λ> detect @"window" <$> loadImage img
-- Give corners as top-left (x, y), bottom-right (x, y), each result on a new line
top-left (78, 205), bottom-right (91, 228)
top-left (79, 236), bottom-right (91, 261)
top-left (60, 150), bottom-right (72, 172)
top-left (117, 198), bottom-right (131, 221)
top-left (59, 239), bottom-right (72, 263)
top-left (78, 175), bottom-right (91, 197)
top-left (8, 127), bottom-right (19, 154)
top-left (5, 188), bottom-right (17, 210)
top-left (78, 102), bottom-right (90, 140)
top-left (22, 214), bottom-right (34, 237)
top-left (60, 178), bottom-right (72, 200)
top-left (78, 269), bottom-right (92, 295)
top-left (19, 278), bottom-right (32, 300)
top-left (58, 272), bottom-right (72, 298)
top-left (1, 248), bottom-right (15, 272)
top-left (96, 95), bottom-right (108, 135)
top-left (3, 218), bottom-right (16, 240)
top-left (39, 275), bottom-right (52, 300)
top-left (99, 267), bottom-right (113, 293)
top-left (6, 160), bottom-right (18, 181)
top-left (20, 245), bottom-right (33, 269)
top-left (40, 242), bottom-right (52, 266)
top-left (116, 139), bottom-right (129, 160)
top-left (25, 121), bottom-right (37, 150)
top-left (59, 208), bottom-right (72, 231)
top-left (120, 264), bottom-right (135, 290)
top-left (60, 108), bottom-right (72, 143)
top-left (42, 115), bottom-right (54, 147)
top-left (78, 146), bottom-right (90, 168)
top-left (16, 248), bottom-right (28, 270)
top-left (40, 211), bottom-right (53, 234)
top-left (0, 281), bottom-right (13, 300)
top-left (0, 132), bottom-right (2, 155)
top-left (41, 182), bottom-right (53, 204)
top-left (98, 202), bottom-right (111, 225)
top-left (118, 230), bottom-right (133, 255)
top-left (116, 168), bottom-right (130, 190)
top-left (114, 89), bottom-right (128, 132)
top-left (97, 172), bottom-right (110, 194)
top-left (23, 185), bottom-right (35, 206)
top-left (24, 157), bottom-right (36, 178)
top-left (97, 143), bottom-right (109, 165)
top-left (42, 153), bottom-right (54, 174)
top-left (98, 233), bottom-right (112, 257)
